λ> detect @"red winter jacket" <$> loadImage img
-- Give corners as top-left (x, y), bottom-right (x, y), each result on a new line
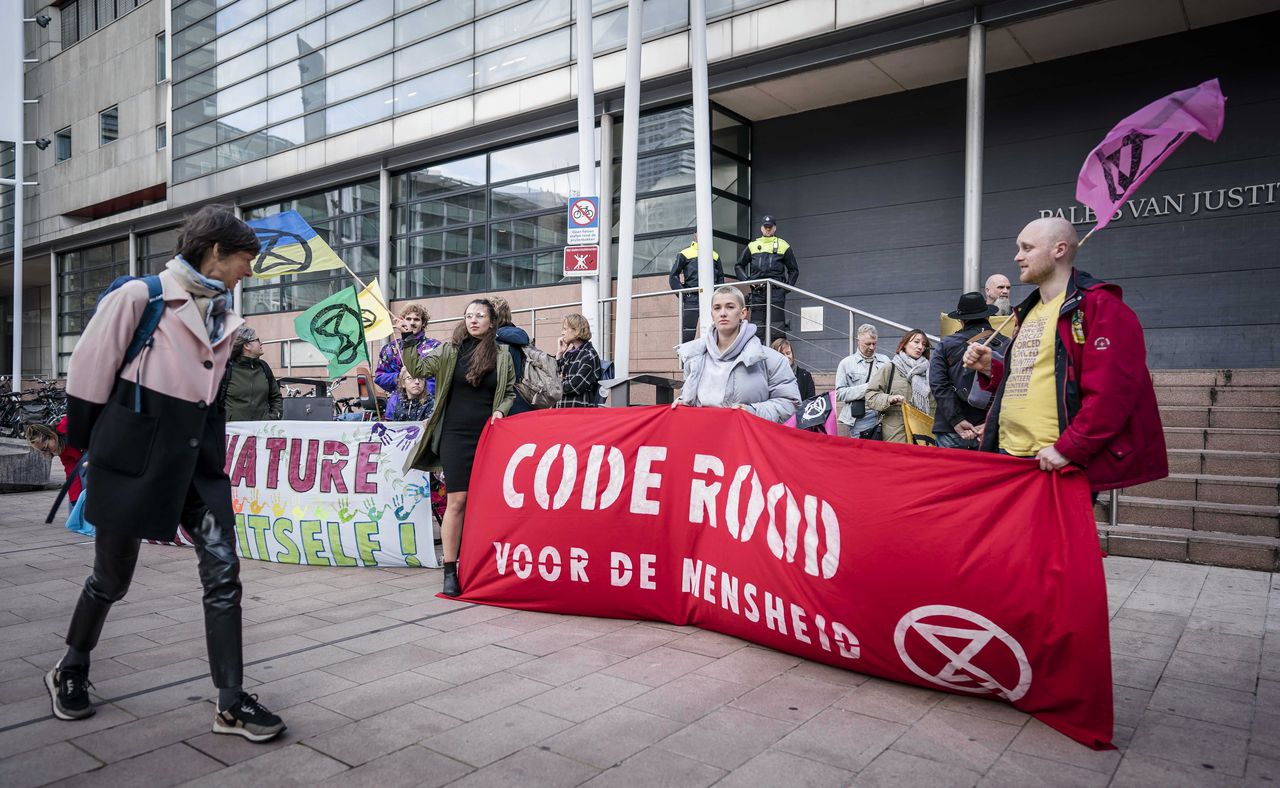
top-left (979, 269), bottom-right (1168, 492)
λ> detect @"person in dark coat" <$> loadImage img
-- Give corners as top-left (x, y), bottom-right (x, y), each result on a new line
top-left (771, 338), bottom-right (815, 400)
top-left (50, 205), bottom-right (286, 741)
top-left (930, 292), bottom-right (1007, 449)
top-left (735, 215), bottom-right (799, 341)
top-left (669, 235), bottom-right (725, 343)
top-left (490, 295), bottom-right (532, 415)
top-left (555, 313), bottom-right (602, 408)
top-left (219, 326), bottom-right (282, 421)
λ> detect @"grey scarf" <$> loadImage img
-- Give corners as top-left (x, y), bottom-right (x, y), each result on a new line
top-left (892, 351), bottom-right (932, 413)
top-left (167, 256), bottom-right (233, 342)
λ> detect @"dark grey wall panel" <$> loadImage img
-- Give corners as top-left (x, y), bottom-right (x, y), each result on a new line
top-left (755, 12), bottom-right (1280, 370)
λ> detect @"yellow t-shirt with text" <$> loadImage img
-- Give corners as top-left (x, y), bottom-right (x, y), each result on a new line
top-left (998, 289), bottom-right (1066, 457)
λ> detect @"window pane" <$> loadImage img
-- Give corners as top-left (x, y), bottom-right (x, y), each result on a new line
top-left (217, 0), bottom-right (267, 34)
top-left (267, 0), bottom-right (305, 36)
top-left (712, 109), bottom-right (749, 158)
top-left (629, 235), bottom-right (685, 275)
top-left (636, 149), bottom-right (693, 192)
top-left (474, 28), bottom-right (568, 89)
top-left (216, 74), bottom-right (266, 114)
top-left (712, 150), bottom-right (748, 197)
top-left (475, 0), bottom-right (569, 53)
top-left (489, 251), bottom-right (562, 289)
top-left (326, 56), bottom-right (392, 104)
top-left (395, 0), bottom-right (472, 47)
top-left (62, 2), bottom-right (80, 48)
top-left (216, 46), bottom-right (266, 90)
top-left (324, 88), bottom-right (393, 134)
top-left (55, 129), bottom-right (72, 162)
top-left (397, 191), bottom-right (486, 232)
top-left (156, 123), bottom-right (168, 149)
top-left (100, 106), bottom-right (119, 144)
top-left (173, 70), bottom-right (218, 107)
top-left (156, 33), bottom-right (168, 82)
top-left (632, 191), bottom-right (693, 235)
top-left (399, 155), bottom-right (486, 199)
top-left (393, 61), bottom-right (473, 112)
top-left (174, 0), bottom-right (218, 31)
top-left (489, 213), bottom-right (564, 254)
top-left (327, 0), bottom-right (393, 37)
top-left (219, 102), bottom-right (266, 140)
top-left (325, 22), bottom-right (391, 72)
top-left (394, 25), bottom-right (472, 79)
top-left (712, 194), bottom-right (750, 240)
top-left (399, 226), bottom-right (486, 264)
top-left (267, 20), bottom-right (323, 67)
top-left (491, 170), bottom-right (577, 217)
top-left (489, 131), bottom-right (575, 182)
top-left (216, 18), bottom-right (266, 61)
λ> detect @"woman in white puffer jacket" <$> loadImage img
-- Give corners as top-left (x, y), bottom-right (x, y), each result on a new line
top-left (675, 285), bottom-right (801, 423)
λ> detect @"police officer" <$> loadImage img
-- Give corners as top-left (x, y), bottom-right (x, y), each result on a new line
top-left (669, 234), bottom-right (725, 343)
top-left (735, 215), bottom-right (798, 341)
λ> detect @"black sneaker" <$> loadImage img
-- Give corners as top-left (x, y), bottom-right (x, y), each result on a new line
top-left (213, 693), bottom-right (287, 742)
top-left (45, 662), bottom-right (95, 720)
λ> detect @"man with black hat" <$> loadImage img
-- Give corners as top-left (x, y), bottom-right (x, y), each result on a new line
top-left (930, 292), bottom-right (1009, 449)
top-left (735, 215), bottom-right (799, 342)
top-left (669, 233), bottom-right (725, 343)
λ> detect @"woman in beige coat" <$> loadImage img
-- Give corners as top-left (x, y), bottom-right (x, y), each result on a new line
top-left (865, 329), bottom-right (936, 444)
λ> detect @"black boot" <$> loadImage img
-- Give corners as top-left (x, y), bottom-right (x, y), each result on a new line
top-left (442, 562), bottom-right (461, 597)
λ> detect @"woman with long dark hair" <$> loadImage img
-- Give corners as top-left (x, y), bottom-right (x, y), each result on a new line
top-left (402, 299), bottom-right (515, 596)
top-left (48, 205), bottom-right (286, 741)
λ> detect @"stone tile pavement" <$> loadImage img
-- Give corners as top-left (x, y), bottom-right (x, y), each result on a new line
top-left (1, 487), bottom-right (1278, 787)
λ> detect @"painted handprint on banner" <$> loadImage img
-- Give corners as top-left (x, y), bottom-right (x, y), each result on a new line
top-left (371, 422), bottom-right (421, 450)
top-left (249, 492), bottom-right (266, 514)
top-left (336, 497), bottom-right (357, 522)
top-left (231, 495), bottom-right (245, 514)
top-left (269, 496), bottom-right (284, 517)
top-left (363, 500), bottom-right (390, 524)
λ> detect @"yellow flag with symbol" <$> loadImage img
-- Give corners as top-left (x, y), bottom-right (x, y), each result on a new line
top-left (357, 280), bottom-right (394, 341)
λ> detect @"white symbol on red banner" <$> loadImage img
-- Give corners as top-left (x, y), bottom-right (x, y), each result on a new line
top-left (893, 604), bottom-right (1032, 702)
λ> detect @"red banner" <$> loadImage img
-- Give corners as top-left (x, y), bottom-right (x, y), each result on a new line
top-left (458, 406), bottom-right (1113, 748)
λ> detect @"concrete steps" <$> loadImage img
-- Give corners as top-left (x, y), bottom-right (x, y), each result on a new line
top-left (1098, 369), bottom-right (1280, 571)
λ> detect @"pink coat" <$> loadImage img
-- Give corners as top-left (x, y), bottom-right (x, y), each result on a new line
top-left (66, 268), bottom-right (245, 539)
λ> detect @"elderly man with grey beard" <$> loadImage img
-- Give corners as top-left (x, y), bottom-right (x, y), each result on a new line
top-left (834, 324), bottom-right (891, 439)
top-left (985, 273), bottom-right (1012, 315)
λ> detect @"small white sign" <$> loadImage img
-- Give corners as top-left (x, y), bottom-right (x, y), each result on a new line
top-left (800, 306), bottom-right (824, 332)
top-left (567, 226), bottom-right (599, 245)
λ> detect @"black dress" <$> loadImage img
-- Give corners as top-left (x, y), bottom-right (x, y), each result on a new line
top-left (439, 338), bottom-right (498, 492)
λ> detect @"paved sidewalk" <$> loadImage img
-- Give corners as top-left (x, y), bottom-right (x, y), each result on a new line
top-left (0, 487), bottom-right (1277, 787)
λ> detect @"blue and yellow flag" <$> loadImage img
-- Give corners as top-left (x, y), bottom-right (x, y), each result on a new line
top-left (246, 210), bottom-right (347, 278)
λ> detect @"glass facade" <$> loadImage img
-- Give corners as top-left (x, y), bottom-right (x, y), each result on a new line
top-left (57, 240), bottom-right (131, 371)
top-left (608, 105), bottom-right (751, 275)
top-left (242, 180), bottom-right (380, 315)
top-left (388, 104), bottom-right (750, 295)
top-left (169, 0), bottom-right (773, 183)
top-left (139, 227), bottom-right (180, 274)
top-left (0, 143), bottom-right (12, 253)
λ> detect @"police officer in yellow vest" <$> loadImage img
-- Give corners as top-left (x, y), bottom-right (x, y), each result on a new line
top-left (669, 235), bottom-right (725, 343)
top-left (735, 215), bottom-right (799, 341)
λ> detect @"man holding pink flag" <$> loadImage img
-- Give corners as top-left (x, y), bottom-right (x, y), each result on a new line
top-left (962, 217), bottom-right (1167, 493)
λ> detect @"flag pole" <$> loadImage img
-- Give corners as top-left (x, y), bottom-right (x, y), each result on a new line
top-left (1077, 227), bottom-right (1098, 248)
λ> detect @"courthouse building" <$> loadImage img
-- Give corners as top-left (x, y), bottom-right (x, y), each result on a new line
top-left (2, 0), bottom-right (1278, 384)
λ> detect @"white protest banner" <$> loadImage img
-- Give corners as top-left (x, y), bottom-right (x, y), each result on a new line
top-left (222, 420), bottom-right (438, 568)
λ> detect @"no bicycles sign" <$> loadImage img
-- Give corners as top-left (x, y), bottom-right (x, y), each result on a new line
top-left (567, 196), bottom-right (599, 245)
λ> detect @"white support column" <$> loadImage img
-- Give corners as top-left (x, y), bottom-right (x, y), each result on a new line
top-left (962, 22), bottom-right (985, 293)
top-left (597, 112), bottom-right (615, 363)
top-left (127, 229), bottom-right (138, 276)
top-left (48, 250), bottom-right (56, 377)
top-left (613, 0), bottom-right (643, 381)
top-left (690, 0), bottom-right (713, 328)
top-left (576, 0), bottom-right (599, 341)
top-left (232, 204), bottom-right (244, 312)
top-left (11, 139), bottom-right (22, 387)
top-left (378, 166), bottom-right (391, 299)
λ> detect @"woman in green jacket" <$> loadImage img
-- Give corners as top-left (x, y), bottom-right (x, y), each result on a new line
top-left (403, 299), bottom-right (515, 596)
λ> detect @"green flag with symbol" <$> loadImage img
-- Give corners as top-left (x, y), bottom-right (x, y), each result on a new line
top-left (294, 286), bottom-right (369, 379)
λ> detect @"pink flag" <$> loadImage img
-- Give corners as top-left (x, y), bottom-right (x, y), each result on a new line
top-left (1076, 79), bottom-right (1225, 232)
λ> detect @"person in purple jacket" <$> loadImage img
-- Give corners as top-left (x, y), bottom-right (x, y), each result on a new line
top-left (375, 303), bottom-right (440, 405)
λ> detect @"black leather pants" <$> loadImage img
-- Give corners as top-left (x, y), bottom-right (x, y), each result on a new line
top-left (65, 486), bottom-right (244, 688)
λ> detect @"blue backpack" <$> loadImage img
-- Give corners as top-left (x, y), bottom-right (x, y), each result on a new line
top-left (44, 275), bottom-right (166, 528)
top-left (102, 275), bottom-right (167, 373)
